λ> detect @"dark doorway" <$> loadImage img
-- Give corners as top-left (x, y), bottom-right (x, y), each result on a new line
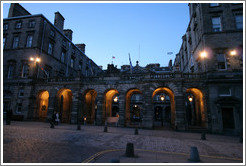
top-left (221, 107), bottom-right (235, 129)
top-left (112, 106), bottom-right (119, 117)
top-left (154, 106), bottom-right (162, 121)
top-left (165, 106), bottom-right (171, 123)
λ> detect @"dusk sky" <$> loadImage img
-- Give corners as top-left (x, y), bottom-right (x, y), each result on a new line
top-left (2, 2), bottom-right (190, 69)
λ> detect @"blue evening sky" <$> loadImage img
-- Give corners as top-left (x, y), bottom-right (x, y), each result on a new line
top-left (3, 2), bottom-right (189, 69)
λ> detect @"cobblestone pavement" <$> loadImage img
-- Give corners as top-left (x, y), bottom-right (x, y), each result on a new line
top-left (2, 121), bottom-right (243, 163)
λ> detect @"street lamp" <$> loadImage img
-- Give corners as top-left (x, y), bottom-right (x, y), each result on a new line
top-left (230, 50), bottom-right (237, 56)
top-left (200, 51), bottom-right (207, 72)
top-left (30, 57), bottom-right (41, 78)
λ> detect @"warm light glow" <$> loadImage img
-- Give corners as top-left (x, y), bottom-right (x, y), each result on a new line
top-left (30, 57), bottom-right (34, 61)
top-left (134, 105), bottom-right (137, 108)
top-left (36, 58), bottom-right (40, 62)
top-left (84, 117), bottom-right (87, 121)
top-left (188, 96), bottom-right (193, 102)
top-left (230, 50), bottom-right (237, 56)
top-left (200, 51), bottom-right (207, 59)
top-left (160, 95), bottom-right (165, 101)
top-left (113, 96), bottom-right (118, 102)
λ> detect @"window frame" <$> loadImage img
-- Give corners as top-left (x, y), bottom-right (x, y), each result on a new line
top-left (15, 22), bottom-right (22, 29)
top-left (26, 35), bottom-right (33, 48)
top-left (48, 43), bottom-right (54, 55)
top-left (212, 17), bottom-right (222, 32)
top-left (3, 23), bottom-right (8, 30)
top-left (12, 36), bottom-right (19, 49)
top-left (28, 20), bottom-right (36, 28)
top-left (216, 54), bottom-right (227, 71)
top-left (15, 103), bottom-right (22, 114)
top-left (18, 88), bottom-right (24, 97)
top-left (21, 64), bottom-right (29, 78)
top-left (209, 3), bottom-right (220, 7)
top-left (235, 14), bottom-right (243, 30)
top-left (8, 65), bottom-right (14, 78)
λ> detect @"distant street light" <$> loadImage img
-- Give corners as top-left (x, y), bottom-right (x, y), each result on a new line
top-left (30, 56), bottom-right (41, 78)
top-left (200, 51), bottom-right (207, 59)
top-left (230, 50), bottom-right (237, 56)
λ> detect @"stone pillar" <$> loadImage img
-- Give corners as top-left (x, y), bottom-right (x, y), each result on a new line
top-left (118, 91), bottom-right (125, 127)
top-left (71, 92), bottom-right (79, 124)
top-left (96, 93), bottom-right (104, 125)
top-left (175, 95), bottom-right (186, 131)
top-left (142, 90), bottom-right (153, 129)
top-left (47, 89), bottom-right (57, 120)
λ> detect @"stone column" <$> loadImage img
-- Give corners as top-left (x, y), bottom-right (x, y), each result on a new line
top-left (118, 91), bottom-right (125, 127)
top-left (71, 92), bottom-right (79, 124)
top-left (47, 89), bottom-right (57, 120)
top-left (175, 95), bottom-right (186, 131)
top-left (95, 93), bottom-right (104, 125)
top-left (142, 90), bottom-right (153, 129)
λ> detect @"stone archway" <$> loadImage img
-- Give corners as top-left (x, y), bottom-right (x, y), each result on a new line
top-left (56, 88), bottom-right (72, 123)
top-left (103, 89), bottom-right (119, 122)
top-left (125, 88), bottom-right (143, 126)
top-left (152, 87), bottom-right (175, 127)
top-left (83, 89), bottom-right (98, 124)
top-left (36, 90), bottom-right (49, 121)
top-left (186, 88), bottom-right (206, 128)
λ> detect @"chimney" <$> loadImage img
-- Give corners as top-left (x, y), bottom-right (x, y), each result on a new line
top-left (54, 12), bottom-right (65, 31)
top-left (8, 3), bottom-right (31, 18)
top-left (64, 29), bottom-right (73, 41)
top-left (75, 44), bottom-right (86, 53)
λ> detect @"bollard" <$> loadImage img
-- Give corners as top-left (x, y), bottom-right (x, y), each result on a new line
top-left (111, 159), bottom-right (120, 163)
top-left (125, 143), bottom-right (135, 157)
top-left (104, 126), bottom-right (108, 132)
top-left (134, 128), bottom-right (138, 135)
top-left (201, 132), bottom-right (206, 140)
top-left (189, 146), bottom-right (200, 162)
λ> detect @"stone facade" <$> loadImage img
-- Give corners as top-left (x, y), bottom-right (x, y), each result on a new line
top-left (3, 3), bottom-right (243, 136)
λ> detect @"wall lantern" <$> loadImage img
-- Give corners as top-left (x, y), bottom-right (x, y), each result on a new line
top-left (188, 95), bottom-right (193, 102)
top-left (113, 96), bottom-right (118, 102)
top-left (160, 95), bottom-right (165, 102)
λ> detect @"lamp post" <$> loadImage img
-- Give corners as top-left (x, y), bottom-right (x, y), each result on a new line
top-left (30, 57), bottom-right (40, 78)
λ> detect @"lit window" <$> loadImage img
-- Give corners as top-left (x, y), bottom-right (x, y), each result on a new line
top-left (21, 64), bottom-right (29, 78)
top-left (26, 35), bottom-right (33, 48)
top-left (15, 22), bottom-right (22, 29)
top-left (210, 3), bottom-right (219, 7)
top-left (3, 24), bottom-right (8, 30)
top-left (28, 20), bottom-right (36, 28)
top-left (235, 14), bottom-right (243, 29)
top-left (216, 54), bottom-right (227, 70)
top-left (12, 36), bottom-right (19, 48)
top-left (8, 65), bottom-right (14, 78)
top-left (212, 17), bottom-right (222, 32)
top-left (48, 43), bottom-right (53, 55)
top-left (61, 52), bottom-right (65, 63)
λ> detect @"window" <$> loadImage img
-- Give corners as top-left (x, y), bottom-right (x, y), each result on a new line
top-left (26, 35), bottom-right (33, 48)
top-left (48, 43), bottom-right (54, 55)
top-left (3, 24), bottom-right (8, 30)
top-left (235, 14), bottom-right (243, 30)
top-left (219, 87), bottom-right (231, 96)
top-left (216, 54), bottom-right (227, 70)
top-left (21, 64), bottom-right (29, 78)
top-left (18, 88), bottom-right (24, 97)
top-left (71, 57), bottom-right (75, 68)
top-left (15, 22), bottom-right (22, 29)
top-left (16, 103), bottom-right (22, 113)
top-left (62, 40), bottom-right (67, 47)
top-left (210, 3), bottom-right (219, 7)
top-left (3, 37), bottom-right (6, 49)
top-left (28, 20), bottom-right (36, 28)
top-left (61, 52), bottom-right (65, 63)
top-left (50, 30), bottom-right (55, 37)
top-left (8, 65), bottom-right (14, 78)
top-left (79, 61), bottom-right (82, 70)
top-left (212, 17), bottom-right (222, 32)
top-left (12, 36), bottom-right (19, 48)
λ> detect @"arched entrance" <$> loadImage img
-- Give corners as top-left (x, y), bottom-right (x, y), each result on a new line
top-left (36, 90), bottom-right (49, 121)
top-left (152, 87), bottom-right (175, 128)
top-left (103, 89), bottom-right (119, 122)
top-left (186, 88), bottom-right (206, 128)
top-left (56, 89), bottom-right (72, 123)
top-left (84, 89), bottom-right (97, 124)
top-left (125, 89), bottom-right (143, 126)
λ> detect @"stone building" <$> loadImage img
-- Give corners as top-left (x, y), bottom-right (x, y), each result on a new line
top-left (173, 3), bottom-right (243, 134)
top-left (3, 3), bottom-right (102, 121)
top-left (3, 3), bottom-right (243, 135)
